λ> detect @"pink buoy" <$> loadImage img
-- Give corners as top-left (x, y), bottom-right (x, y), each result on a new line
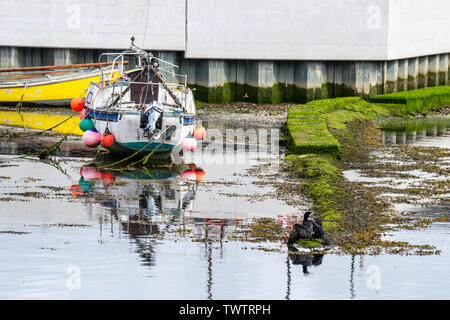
top-left (80, 165), bottom-right (101, 180)
top-left (182, 134), bottom-right (197, 151)
top-left (82, 129), bottom-right (101, 148)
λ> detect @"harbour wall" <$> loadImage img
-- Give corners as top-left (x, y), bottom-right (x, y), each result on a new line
top-left (1, 47), bottom-right (448, 103)
top-left (0, 0), bottom-right (449, 103)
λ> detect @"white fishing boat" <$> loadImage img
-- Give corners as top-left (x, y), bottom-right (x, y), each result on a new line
top-left (82, 37), bottom-right (197, 159)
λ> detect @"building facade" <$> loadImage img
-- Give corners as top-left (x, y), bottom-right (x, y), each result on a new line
top-left (0, 0), bottom-right (449, 103)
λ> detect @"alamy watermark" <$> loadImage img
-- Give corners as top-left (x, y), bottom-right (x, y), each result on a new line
top-left (171, 128), bottom-right (281, 167)
top-left (366, 264), bottom-right (381, 290)
top-left (366, 4), bottom-right (381, 30)
top-left (66, 265), bottom-right (81, 290)
top-left (66, 4), bottom-right (81, 30)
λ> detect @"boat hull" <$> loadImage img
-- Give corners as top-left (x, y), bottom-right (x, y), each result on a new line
top-left (106, 141), bottom-right (177, 155)
top-left (0, 110), bottom-right (84, 135)
top-left (0, 70), bottom-right (119, 106)
top-left (91, 109), bottom-right (194, 156)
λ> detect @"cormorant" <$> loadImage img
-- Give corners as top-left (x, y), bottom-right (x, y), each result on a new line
top-left (287, 211), bottom-right (331, 247)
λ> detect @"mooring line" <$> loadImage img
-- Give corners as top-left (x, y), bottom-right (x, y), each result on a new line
top-left (97, 124), bottom-right (177, 169)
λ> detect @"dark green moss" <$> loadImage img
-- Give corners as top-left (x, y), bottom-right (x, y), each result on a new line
top-left (341, 85), bottom-right (356, 97)
top-left (418, 73), bottom-right (426, 88)
top-left (271, 83), bottom-right (286, 103)
top-left (293, 87), bottom-right (307, 104)
top-left (438, 72), bottom-right (447, 86)
top-left (368, 84), bottom-right (383, 98)
top-left (285, 84), bottom-right (296, 102)
top-left (235, 83), bottom-right (246, 101)
top-left (428, 72), bottom-right (437, 87)
top-left (384, 80), bottom-right (397, 94)
top-left (397, 77), bottom-right (407, 92)
top-left (245, 85), bottom-right (259, 103)
top-left (334, 83), bottom-right (345, 97)
top-left (407, 75), bottom-right (417, 91)
top-left (306, 88), bottom-right (315, 102)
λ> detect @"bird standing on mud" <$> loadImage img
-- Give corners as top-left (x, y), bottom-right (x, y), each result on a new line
top-left (287, 212), bottom-right (331, 247)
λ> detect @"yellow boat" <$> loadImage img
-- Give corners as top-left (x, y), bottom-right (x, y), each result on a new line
top-left (0, 62), bottom-right (123, 106)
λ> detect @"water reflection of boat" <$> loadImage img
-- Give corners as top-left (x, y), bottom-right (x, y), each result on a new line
top-left (71, 164), bottom-right (248, 238)
top-left (71, 163), bottom-right (246, 292)
top-left (74, 164), bottom-right (193, 219)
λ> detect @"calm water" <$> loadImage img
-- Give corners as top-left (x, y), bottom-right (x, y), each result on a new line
top-left (0, 115), bottom-right (449, 299)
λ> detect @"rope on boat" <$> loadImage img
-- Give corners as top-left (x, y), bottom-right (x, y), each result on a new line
top-left (35, 115), bottom-right (74, 135)
top-left (95, 140), bottom-right (155, 169)
top-left (15, 83), bottom-right (28, 124)
top-left (130, 125), bottom-right (177, 166)
top-left (97, 124), bottom-right (177, 169)
top-left (18, 130), bottom-right (71, 159)
top-left (17, 112), bottom-right (81, 159)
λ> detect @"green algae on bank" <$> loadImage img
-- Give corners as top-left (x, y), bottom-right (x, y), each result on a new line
top-left (369, 86), bottom-right (450, 114)
top-left (286, 97), bottom-right (390, 157)
top-left (284, 92), bottom-right (448, 254)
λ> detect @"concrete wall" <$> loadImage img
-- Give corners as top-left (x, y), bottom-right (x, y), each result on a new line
top-left (1, 0), bottom-right (449, 60)
top-left (186, 0), bottom-right (389, 60)
top-left (387, 0), bottom-right (450, 60)
top-left (0, 0), bottom-right (449, 104)
top-left (0, 0), bottom-right (185, 50)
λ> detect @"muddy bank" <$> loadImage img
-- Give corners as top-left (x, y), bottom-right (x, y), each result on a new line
top-left (0, 102), bottom-right (305, 239)
top-left (284, 114), bottom-right (448, 255)
top-left (1, 102), bottom-right (447, 257)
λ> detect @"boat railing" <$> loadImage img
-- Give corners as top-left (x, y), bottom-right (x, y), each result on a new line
top-left (98, 41), bottom-right (190, 112)
top-left (106, 78), bottom-right (190, 109)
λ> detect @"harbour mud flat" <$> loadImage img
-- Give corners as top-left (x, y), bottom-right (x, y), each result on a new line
top-left (1, 102), bottom-right (449, 299)
top-left (0, 103), bottom-right (306, 299)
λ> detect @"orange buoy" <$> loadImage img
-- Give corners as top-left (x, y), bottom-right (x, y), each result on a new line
top-left (71, 97), bottom-right (85, 112)
top-left (70, 184), bottom-right (83, 197)
top-left (195, 169), bottom-right (206, 181)
top-left (100, 172), bottom-right (115, 184)
top-left (193, 126), bottom-right (206, 140)
top-left (101, 134), bottom-right (115, 147)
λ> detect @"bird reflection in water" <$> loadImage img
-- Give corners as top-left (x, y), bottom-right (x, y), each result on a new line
top-left (288, 251), bottom-right (324, 275)
top-left (284, 249), bottom-right (324, 300)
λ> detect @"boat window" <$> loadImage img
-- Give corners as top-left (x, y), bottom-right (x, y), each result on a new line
top-left (128, 69), bottom-right (161, 104)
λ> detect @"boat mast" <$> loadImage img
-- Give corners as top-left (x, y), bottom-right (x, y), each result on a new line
top-left (129, 36), bottom-right (185, 111)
